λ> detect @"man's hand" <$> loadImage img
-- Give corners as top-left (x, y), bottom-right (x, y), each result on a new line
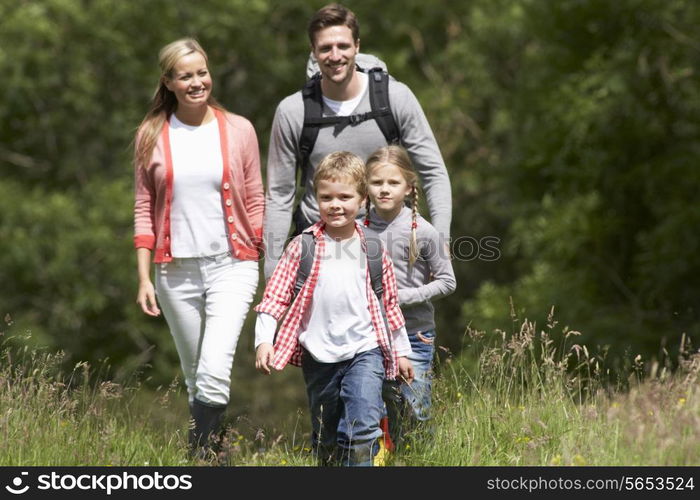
top-left (255, 343), bottom-right (275, 375)
top-left (398, 356), bottom-right (414, 385)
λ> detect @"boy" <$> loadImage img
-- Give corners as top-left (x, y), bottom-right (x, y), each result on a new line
top-left (254, 151), bottom-right (414, 466)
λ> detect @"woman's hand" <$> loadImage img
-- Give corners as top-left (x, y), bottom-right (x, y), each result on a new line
top-left (137, 280), bottom-right (161, 317)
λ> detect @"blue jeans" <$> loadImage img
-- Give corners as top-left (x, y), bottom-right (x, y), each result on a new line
top-left (302, 347), bottom-right (384, 466)
top-left (383, 330), bottom-right (435, 445)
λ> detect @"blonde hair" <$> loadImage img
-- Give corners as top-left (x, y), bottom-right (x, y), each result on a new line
top-left (365, 145), bottom-right (420, 268)
top-left (133, 38), bottom-right (224, 169)
top-left (313, 151), bottom-right (368, 198)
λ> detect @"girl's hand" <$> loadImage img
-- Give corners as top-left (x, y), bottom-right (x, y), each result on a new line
top-left (398, 357), bottom-right (414, 384)
top-left (255, 343), bottom-right (275, 375)
top-left (136, 280), bottom-right (161, 317)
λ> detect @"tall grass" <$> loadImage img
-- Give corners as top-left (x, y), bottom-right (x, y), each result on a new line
top-left (0, 343), bottom-right (188, 465)
top-left (1, 311), bottom-right (698, 466)
top-left (0, 336), bottom-right (310, 466)
top-left (396, 308), bottom-right (699, 466)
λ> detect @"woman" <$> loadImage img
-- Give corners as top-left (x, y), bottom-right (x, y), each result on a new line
top-left (133, 38), bottom-right (263, 457)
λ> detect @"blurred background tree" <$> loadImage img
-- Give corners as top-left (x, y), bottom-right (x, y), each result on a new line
top-left (1, 0), bottom-right (698, 427)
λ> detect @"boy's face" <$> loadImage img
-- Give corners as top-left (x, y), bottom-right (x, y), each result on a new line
top-left (316, 177), bottom-right (363, 233)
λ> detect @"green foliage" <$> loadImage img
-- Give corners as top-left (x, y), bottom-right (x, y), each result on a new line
top-left (452, 0), bottom-right (700, 357)
top-left (0, 179), bottom-right (178, 381)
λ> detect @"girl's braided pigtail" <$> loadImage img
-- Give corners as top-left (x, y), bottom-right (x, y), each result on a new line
top-left (363, 196), bottom-right (371, 227)
top-left (409, 186), bottom-right (419, 268)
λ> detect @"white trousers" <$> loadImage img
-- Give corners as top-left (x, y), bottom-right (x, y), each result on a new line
top-left (155, 252), bottom-right (258, 407)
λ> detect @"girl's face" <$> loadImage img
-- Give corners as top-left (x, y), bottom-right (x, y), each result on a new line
top-left (367, 163), bottom-right (413, 221)
top-left (164, 51), bottom-right (212, 110)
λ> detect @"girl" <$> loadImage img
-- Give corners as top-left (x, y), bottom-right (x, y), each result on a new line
top-left (364, 145), bottom-right (456, 447)
top-left (133, 38), bottom-right (264, 458)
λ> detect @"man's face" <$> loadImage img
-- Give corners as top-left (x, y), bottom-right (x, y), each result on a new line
top-left (311, 25), bottom-right (359, 87)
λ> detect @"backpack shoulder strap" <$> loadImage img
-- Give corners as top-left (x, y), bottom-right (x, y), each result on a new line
top-left (294, 229), bottom-right (383, 302)
top-left (361, 226), bottom-right (394, 354)
top-left (299, 74), bottom-right (324, 171)
top-left (300, 68), bottom-right (400, 165)
top-left (293, 232), bottom-right (316, 299)
top-left (367, 68), bottom-right (400, 145)
top-left (360, 226), bottom-right (385, 300)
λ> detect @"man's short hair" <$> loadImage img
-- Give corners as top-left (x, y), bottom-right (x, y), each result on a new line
top-left (308, 3), bottom-right (359, 46)
top-left (313, 151), bottom-right (367, 198)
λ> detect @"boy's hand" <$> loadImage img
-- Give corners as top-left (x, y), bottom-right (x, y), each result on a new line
top-left (398, 356), bottom-right (414, 385)
top-left (255, 343), bottom-right (274, 375)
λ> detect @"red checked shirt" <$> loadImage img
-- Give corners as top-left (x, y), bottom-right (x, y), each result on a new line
top-left (254, 221), bottom-right (405, 379)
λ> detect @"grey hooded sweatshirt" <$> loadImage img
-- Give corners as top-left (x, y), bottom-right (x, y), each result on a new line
top-left (366, 206), bottom-right (456, 334)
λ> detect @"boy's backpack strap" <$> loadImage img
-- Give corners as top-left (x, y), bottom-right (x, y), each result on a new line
top-left (360, 226), bottom-right (394, 355)
top-left (367, 68), bottom-right (400, 145)
top-left (360, 226), bottom-right (385, 300)
top-left (293, 228), bottom-right (385, 302)
top-left (293, 233), bottom-right (316, 299)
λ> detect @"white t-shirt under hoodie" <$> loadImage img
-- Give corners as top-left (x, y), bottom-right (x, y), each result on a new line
top-left (321, 72), bottom-right (368, 116)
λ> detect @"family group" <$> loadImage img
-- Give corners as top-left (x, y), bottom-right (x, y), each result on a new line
top-left (133, 3), bottom-right (455, 466)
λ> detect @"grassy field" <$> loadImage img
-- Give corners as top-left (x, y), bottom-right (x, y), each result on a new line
top-left (1, 313), bottom-right (698, 466)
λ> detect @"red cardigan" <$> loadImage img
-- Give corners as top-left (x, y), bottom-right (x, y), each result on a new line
top-left (134, 109), bottom-right (264, 263)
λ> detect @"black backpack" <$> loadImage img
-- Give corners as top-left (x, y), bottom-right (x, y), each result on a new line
top-left (298, 67), bottom-right (401, 170)
top-left (293, 227), bottom-right (385, 302)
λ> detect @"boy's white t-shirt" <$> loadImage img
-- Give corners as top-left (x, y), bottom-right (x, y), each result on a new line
top-left (169, 114), bottom-right (228, 258)
top-left (255, 231), bottom-right (411, 359)
top-left (297, 233), bottom-right (378, 363)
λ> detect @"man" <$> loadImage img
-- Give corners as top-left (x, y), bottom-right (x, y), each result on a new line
top-left (264, 2), bottom-right (452, 278)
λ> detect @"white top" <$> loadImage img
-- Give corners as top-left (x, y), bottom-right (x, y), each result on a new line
top-left (322, 72), bottom-right (368, 116)
top-left (169, 114), bottom-right (228, 258)
top-left (255, 232), bottom-right (411, 360)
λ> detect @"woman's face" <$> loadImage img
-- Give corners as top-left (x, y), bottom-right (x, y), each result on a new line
top-left (164, 51), bottom-right (212, 110)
